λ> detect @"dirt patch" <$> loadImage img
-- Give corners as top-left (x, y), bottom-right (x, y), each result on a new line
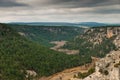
top-left (50, 41), bottom-right (67, 50)
top-left (18, 32), bottom-right (25, 36)
top-left (50, 41), bottom-right (79, 55)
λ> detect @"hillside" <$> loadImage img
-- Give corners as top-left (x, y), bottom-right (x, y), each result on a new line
top-left (74, 27), bottom-right (120, 80)
top-left (9, 24), bottom-right (84, 47)
top-left (0, 23), bottom-right (91, 80)
top-left (63, 26), bottom-right (119, 58)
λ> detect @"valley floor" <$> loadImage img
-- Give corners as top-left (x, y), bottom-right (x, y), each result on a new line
top-left (50, 41), bottom-right (79, 55)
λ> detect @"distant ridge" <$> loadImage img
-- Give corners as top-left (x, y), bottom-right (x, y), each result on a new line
top-left (77, 22), bottom-right (107, 27)
top-left (8, 22), bottom-right (119, 27)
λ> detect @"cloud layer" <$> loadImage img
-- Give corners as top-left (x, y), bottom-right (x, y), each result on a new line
top-left (0, 0), bottom-right (28, 7)
top-left (0, 0), bottom-right (119, 23)
top-left (37, 0), bottom-right (119, 8)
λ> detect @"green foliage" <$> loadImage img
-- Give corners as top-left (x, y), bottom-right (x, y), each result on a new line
top-left (99, 69), bottom-right (109, 75)
top-left (0, 24), bottom-right (90, 80)
top-left (76, 67), bottom-right (95, 79)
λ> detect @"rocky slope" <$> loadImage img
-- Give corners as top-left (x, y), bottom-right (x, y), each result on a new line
top-left (78, 50), bottom-right (120, 80)
top-left (79, 26), bottom-right (120, 45)
top-left (73, 27), bottom-right (120, 80)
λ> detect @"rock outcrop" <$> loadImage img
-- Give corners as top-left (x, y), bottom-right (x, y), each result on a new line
top-left (83, 27), bottom-right (120, 45)
top-left (80, 50), bottom-right (120, 80)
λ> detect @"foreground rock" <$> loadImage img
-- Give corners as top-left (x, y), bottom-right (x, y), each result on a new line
top-left (76, 50), bottom-right (120, 80)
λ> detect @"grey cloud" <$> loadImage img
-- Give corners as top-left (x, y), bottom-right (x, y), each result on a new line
top-left (39, 0), bottom-right (120, 8)
top-left (0, 0), bottom-right (119, 8)
top-left (0, 0), bottom-right (119, 23)
top-left (92, 9), bottom-right (120, 14)
top-left (0, 0), bottom-right (28, 7)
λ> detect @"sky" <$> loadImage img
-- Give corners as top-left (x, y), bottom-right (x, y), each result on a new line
top-left (0, 0), bottom-right (120, 23)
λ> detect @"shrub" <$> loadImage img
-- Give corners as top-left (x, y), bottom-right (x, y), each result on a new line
top-left (77, 67), bottom-right (95, 79)
top-left (114, 61), bottom-right (120, 67)
top-left (99, 69), bottom-right (109, 75)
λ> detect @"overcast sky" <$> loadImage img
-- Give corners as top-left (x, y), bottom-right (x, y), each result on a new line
top-left (0, 0), bottom-right (120, 23)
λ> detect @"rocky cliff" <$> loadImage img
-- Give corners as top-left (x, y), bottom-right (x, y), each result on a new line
top-left (79, 50), bottom-right (120, 80)
top-left (75, 27), bottom-right (120, 80)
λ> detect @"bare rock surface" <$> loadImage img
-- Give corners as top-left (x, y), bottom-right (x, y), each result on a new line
top-left (77, 50), bottom-right (120, 80)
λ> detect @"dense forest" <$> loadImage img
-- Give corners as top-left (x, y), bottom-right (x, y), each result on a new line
top-left (0, 23), bottom-right (91, 80)
top-left (9, 24), bottom-right (84, 47)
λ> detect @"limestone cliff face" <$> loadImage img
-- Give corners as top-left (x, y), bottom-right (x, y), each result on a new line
top-left (107, 27), bottom-right (120, 49)
top-left (79, 27), bottom-right (120, 45)
top-left (107, 30), bottom-right (113, 38)
top-left (106, 27), bottom-right (120, 38)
